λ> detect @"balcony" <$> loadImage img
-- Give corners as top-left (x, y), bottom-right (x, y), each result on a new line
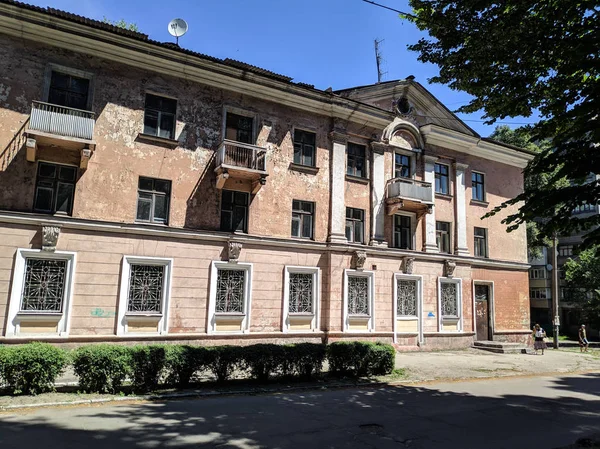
top-left (215, 139), bottom-right (268, 193)
top-left (26, 101), bottom-right (96, 168)
top-left (385, 177), bottom-right (434, 215)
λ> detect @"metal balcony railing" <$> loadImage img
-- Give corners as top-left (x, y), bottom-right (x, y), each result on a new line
top-left (216, 139), bottom-right (267, 172)
top-left (29, 101), bottom-right (95, 141)
top-left (386, 177), bottom-right (433, 203)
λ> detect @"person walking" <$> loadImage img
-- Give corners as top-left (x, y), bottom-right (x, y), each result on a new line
top-left (532, 324), bottom-right (547, 355)
top-left (579, 324), bottom-right (589, 353)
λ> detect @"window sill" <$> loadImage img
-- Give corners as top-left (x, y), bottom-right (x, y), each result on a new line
top-left (16, 312), bottom-right (62, 321)
top-left (470, 199), bottom-right (489, 207)
top-left (397, 316), bottom-right (418, 321)
top-left (435, 193), bottom-right (453, 200)
top-left (290, 236), bottom-right (314, 242)
top-left (136, 133), bottom-right (179, 147)
top-left (134, 221), bottom-right (169, 227)
top-left (126, 314), bottom-right (162, 321)
top-left (345, 175), bottom-right (370, 185)
top-left (289, 163), bottom-right (319, 175)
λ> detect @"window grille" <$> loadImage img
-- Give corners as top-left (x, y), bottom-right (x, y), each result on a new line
top-left (441, 282), bottom-right (458, 317)
top-left (216, 269), bottom-right (245, 313)
top-left (397, 279), bottom-right (417, 316)
top-left (20, 258), bottom-right (67, 312)
top-left (289, 272), bottom-right (313, 313)
top-left (127, 264), bottom-right (165, 313)
top-left (347, 276), bottom-right (369, 315)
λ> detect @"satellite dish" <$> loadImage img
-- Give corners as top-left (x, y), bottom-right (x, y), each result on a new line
top-left (168, 18), bottom-right (188, 45)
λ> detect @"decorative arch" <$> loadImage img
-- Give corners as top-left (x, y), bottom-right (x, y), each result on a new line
top-left (381, 118), bottom-right (424, 149)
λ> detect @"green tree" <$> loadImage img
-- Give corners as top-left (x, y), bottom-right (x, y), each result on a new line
top-left (563, 247), bottom-right (600, 329)
top-left (102, 17), bottom-right (139, 32)
top-left (406, 1), bottom-right (600, 249)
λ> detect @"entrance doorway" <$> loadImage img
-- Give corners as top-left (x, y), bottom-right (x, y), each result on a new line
top-left (475, 284), bottom-right (492, 341)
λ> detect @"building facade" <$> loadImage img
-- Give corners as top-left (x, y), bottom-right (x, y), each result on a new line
top-left (0, 2), bottom-right (533, 349)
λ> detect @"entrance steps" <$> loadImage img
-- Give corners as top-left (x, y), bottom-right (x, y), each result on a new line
top-left (473, 341), bottom-right (532, 354)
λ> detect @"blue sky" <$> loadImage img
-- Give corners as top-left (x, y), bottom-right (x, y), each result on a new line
top-left (26, 0), bottom-right (538, 136)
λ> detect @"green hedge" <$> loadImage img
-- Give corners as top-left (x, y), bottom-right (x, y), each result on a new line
top-left (0, 342), bottom-right (68, 395)
top-left (72, 345), bottom-right (132, 393)
top-left (0, 341), bottom-right (396, 396)
top-left (328, 341), bottom-right (395, 377)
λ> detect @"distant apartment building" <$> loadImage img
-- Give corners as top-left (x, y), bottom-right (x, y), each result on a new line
top-left (0, 1), bottom-right (534, 349)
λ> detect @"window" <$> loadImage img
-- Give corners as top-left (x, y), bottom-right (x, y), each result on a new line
top-left (127, 265), bottom-right (165, 314)
top-left (225, 112), bottom-right (253, 144)
top-left (436, 221), bottom-right (451, 253)
top-left (208, 261), bottom-right (253, 333)
top-left (435, 163), bottom-right (449, 194)
top-left (136, 177), bottom-right (171, 224)
top-left (397, 279), bottom-right (418, 317)
top-left (441, 282), bottom-right (458, 317)
top-left (529, 268), bottom-right (547, 279)
top-left (394, 215), bottom-right (412, 250)
top-left (343, 270), bottom-right (375, 332)
top-left (472, 172), bottom-right (485, 201)
top-left (474, 227), bottom-right (488, 258)
top-left (6, 249), bottom-right (76, 337)
top-left (117, 256), bottom-right (172, 335)
top-left (283, 266), bottom-right (320, 332)
top-left (291, 200), bottom-right (314, 239)
top-left (288, 272), bottom-right (314, 313)
top-left (438, 278), bottom-right (462, 331)
top-left (20, 258), bottom-right (67, 313)
top-left (345, 208), bottom-right (364, 243)
top-left (48, 71), bottom-right (90, 110)
top-left (144, 94), bottom-right (177, 140)
top-left (220, 190), bottom-right (249, 233)
top-left (347, 142), bottom-right (366, 178)
top-left (215, 269), bottom-right (246, 313)
top-left (558, 245), bottom-right (574, 257)
top-left (34, 162), bottom-right (77, 215)
top-left (530, 288), bottom-right (547, 300)
top-left (293, 129), bottom-right (316, 167)
top-left (573, 203), bottom-right (595, 214)
top-left (394, 153), bottom-right (411, 178)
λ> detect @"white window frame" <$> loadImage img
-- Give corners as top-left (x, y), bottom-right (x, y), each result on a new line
top-left (393, 149), bottom-right (416, 179)
top-left (6, 249), bottom-right (77, 337)
top-left (472, 280), bottom-right (495, 339)
top-left (437, 277), bottom-right (463, 332)
top-left (117, 255), bottom-right (173, 336)
top-left (393, 211), bottom-right (417, 250)
top-left (529, 288), bottom-right (549, 300)
top-left (343, 269), bottom-right (375, 332)
top-left (393, 273), bottom-right (423, 343)
top-left (529, 268), bottom-right (547, 279)
top-left (208, 261), bottom-right (253, 334)
top-left (282, 266), bottom-right (320, 333)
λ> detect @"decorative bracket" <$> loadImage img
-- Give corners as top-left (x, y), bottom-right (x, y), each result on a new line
top-left (227, 241), bottom-right (242, 263)
top-left (402, 257), bottom-right (415, 275)
top-left (444, 260), bottom-right (456, 278)
top-left (41, 225), bottom-right (61, 252)
top-left (353, 250), bottom-right (367, 270)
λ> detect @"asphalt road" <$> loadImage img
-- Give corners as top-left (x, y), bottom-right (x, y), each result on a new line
top-left (1, 373), bottom-right (599, 449)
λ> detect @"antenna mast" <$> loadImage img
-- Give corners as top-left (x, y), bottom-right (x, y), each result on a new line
top-left (374, 38), bottom-right (386, 83)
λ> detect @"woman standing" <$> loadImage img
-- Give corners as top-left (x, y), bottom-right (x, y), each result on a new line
top-left (579, 324), bottom-right (589, 353)
top-left (532, 323), bottom-right (547, 355)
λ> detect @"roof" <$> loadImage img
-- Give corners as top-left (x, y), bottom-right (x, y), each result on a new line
top-left (0, 0), bottom-right (314, 88)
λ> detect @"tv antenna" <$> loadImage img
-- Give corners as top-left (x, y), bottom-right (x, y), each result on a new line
top-left (168, 18), bottom-right (188, 45)
top-left (374, 38), bottom-right (387, 83)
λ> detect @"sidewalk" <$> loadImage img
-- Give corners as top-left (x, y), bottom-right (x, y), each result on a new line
top-left (396, 347), bottom-right (600, 383)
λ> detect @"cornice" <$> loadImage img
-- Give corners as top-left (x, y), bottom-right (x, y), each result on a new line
top-left (0, 212), bottom-right (530, 271)
top-left (0, 4), bottom-right (393, 129)
top-left (421, 124), bottom-right (534, 168)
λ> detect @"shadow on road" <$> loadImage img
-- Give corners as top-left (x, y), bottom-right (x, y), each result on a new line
top-left (1, 373), bottom-right (599, 449)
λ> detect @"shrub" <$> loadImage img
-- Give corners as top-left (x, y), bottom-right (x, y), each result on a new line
top-left (164, 345), bottom-right (211, 387)
top-left (0, 345), bottom-right (8, 387)
top-left (130, 345), bottom-right (167, 392)
top-left (242, 344), bottom-right (286, 382)
top-left (283, 343), bottom-right (326, 380)
top-left (366, 342), bottom-right (396, 376)
top-left (1, 342), bottom-right (68, 395)
top-left (72, 345), bottom-right (131, 393)
top-left (205, 346), bottom-right (244, 383)
top-left (327, 341), bottom-right (395, 377)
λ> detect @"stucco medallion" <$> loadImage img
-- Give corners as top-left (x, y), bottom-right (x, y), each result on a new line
top-left (227, 241), bottom-right (242, 263)
top-left (353, 250), bottom-right (367, 270)
top-left (402, 257), bottom-right (415, 275)
top-left (41, 225), bottom-right (61, 252)
top-left (444, 260), bottom-right (456, 278)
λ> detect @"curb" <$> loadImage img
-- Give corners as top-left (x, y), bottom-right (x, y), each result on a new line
top-left (3, 369), bottom-right (600, 412)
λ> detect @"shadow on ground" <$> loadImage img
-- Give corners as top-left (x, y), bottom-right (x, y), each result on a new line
top-left (1, 373), bottom-right (599, 449)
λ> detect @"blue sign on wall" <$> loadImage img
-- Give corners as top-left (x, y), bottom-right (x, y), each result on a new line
top-left (427, 312), bottom-right (435, 318)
